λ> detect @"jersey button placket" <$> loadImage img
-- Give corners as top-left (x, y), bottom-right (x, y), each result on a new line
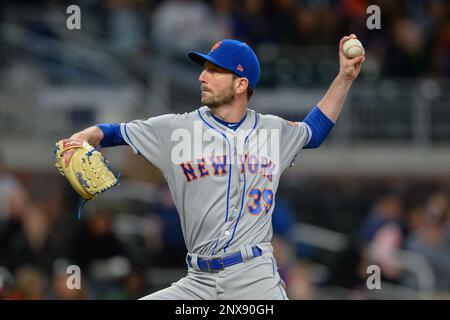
top-left (230, 135), bottom-right (240, 219)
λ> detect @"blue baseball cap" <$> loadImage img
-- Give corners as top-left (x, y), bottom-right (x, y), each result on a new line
top-left (188, 39), bottom-right (260, 88)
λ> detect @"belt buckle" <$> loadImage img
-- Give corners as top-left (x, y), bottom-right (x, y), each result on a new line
top-left (206, 259), bottom-right (212, 272)
top-left (217, 258), bottom-right (225, 271)
top-left (206, 258), bottom-right (225, 272)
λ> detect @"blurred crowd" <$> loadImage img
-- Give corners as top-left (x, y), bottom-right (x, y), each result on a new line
top-left (272, 177), bottom-right (450, 299)
top-left (0, 151), bottom-right (182, 299)
top-left (1, 149), bottom-right (449, 300)
top-left (0, 0), bottom-right (449, 86)
top-left (329, 187), bottom-right (450, 298)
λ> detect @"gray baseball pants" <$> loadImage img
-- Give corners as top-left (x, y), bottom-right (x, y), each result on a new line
top-left (139, 243), bottom-right (288, 300)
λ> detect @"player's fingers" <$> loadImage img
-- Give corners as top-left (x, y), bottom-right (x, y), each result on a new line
top-left (67, 138), bottom-right (85, 144)
top-left (63, 149), bottom-right (76, 167)
top-left (357, 55), bottom-right (365, 64)
top-left (353, 56), bottom-right (366, 70)
top-left (339, 37), bottom-right (349, 49)
top-left (347, 54), bottom-right (365, 65)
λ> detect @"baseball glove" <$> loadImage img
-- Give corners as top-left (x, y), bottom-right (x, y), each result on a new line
top-left (54, 139), bottom-right (120, 218)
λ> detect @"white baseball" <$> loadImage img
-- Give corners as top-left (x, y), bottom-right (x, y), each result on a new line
top-left (343, 38), bottom-right (364, 58)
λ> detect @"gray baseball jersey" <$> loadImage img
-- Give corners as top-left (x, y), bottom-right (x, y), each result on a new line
top-left (120, 106), bottom-right (311, 257)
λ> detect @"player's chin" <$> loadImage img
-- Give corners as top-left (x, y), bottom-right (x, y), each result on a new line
top-left (201, 94), bottom-right (214, 106)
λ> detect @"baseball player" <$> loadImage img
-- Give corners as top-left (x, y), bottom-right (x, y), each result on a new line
top-left (61, 35), bottom-right (364, 299)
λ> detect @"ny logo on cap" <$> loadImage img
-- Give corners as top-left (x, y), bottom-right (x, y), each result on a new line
top-left (209, 41), bottom-right (223, 53)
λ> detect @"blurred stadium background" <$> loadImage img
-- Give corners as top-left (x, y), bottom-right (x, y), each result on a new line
top-left (0, 0), bottom-right (449, 300)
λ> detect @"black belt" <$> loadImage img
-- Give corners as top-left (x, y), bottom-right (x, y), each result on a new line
top-left (187, 246), bottom-right (262, 272)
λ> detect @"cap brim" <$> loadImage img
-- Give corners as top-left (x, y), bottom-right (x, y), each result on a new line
top-left (188, 51), bottom-right (234, 74)
top-left (188, 51), bottom-right (209, 66)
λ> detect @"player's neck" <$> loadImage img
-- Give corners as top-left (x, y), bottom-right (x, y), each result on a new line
top-left (210, 101), bottom-right (247, 123)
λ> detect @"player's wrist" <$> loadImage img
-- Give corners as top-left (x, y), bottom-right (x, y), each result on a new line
top-left (69, 133), bottom-right (89, 142)
top-left (70, 127), bottom-right (103, 146)
top-left (336, 72), bottom-right (355, 83)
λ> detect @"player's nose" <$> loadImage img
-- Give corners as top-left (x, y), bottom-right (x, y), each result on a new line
top-left (199, 69), bottom-right (208, 83)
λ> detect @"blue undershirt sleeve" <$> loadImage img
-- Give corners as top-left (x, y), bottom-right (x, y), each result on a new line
top-left (96, 123), bottom-right (127, 147)
top-left (303, 106), bottom-right (335, 149)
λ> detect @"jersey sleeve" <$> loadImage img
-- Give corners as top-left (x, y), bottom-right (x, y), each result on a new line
top-left (279, 118), bottom-right (312, 169)
top-left (120, 114), bottom-right (174, 173)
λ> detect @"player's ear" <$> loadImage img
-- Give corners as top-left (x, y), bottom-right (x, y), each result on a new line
top-left (235, 77), bottom-right (249, 95)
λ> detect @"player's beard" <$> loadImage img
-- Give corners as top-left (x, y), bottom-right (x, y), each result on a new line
top-left (201, 84), bottom-right (236, 109)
